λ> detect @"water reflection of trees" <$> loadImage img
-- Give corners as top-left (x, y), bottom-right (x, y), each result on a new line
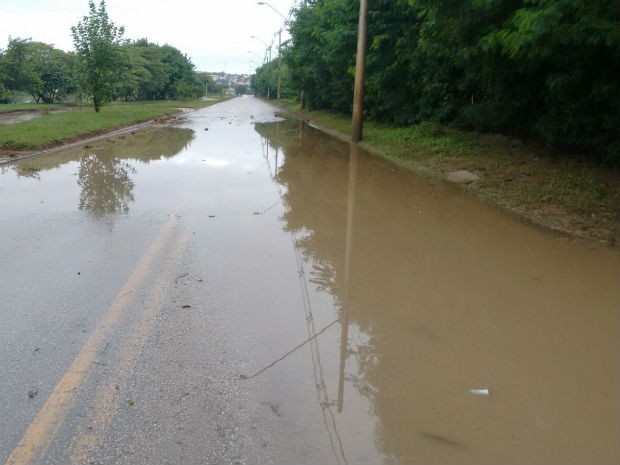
top-left (115, 127), bottom-right (195, 163)
top-left (256, 121), bottom-right (350, 299)
top-left (75, 127), bottom-right (194, 219)
top-left (8, 127), bottom-right (195, 176)
top-left (4, 127), bottom-right (195, 223)
top-left (78, 154), bottom-right (136, 217)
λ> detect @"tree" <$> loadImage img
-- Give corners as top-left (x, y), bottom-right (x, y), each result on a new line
top-left (0, 38), bottom-right (77, 103)
top-left (286, 0), bottom-right (358, 111)
top-left (284, 0), bottom-right (619, 164)
top-left (158, 45), bottom-right (202, 99)
top-left (0, 37), bottom-right (42, 100)
top-left (71, 0), bottom-right (125, 112)
top-left (196, 72), bottom-right (220, 95)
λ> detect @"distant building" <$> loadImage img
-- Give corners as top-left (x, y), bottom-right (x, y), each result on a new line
top-left (204, 72), bottom-right (252, 88)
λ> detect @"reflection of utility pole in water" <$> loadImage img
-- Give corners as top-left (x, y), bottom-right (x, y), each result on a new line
top-left (275, 120), bottom-right (280, 174)
top-left (258, 126), bottom-right (347, 463)
top-left (338, 143), bottom-right (360, 413)
top-left (261, 135), bottom-right (276, 179)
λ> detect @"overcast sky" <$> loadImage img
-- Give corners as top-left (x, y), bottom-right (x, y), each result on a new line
top-left (1, 0), bottom-right (297, 74)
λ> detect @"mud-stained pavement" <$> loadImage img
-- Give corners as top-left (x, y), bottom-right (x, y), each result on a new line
top-left (1, 96), bottom-right (618, 465)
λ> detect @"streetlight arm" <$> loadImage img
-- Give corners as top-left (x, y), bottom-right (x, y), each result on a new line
top-left (257, 1), bottom-right (287, 21)
top-left (250, 35), bottom-right (269, 48)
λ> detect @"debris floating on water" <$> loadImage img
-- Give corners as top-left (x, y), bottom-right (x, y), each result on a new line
top-left (469, 388), bottom-right (490, 396)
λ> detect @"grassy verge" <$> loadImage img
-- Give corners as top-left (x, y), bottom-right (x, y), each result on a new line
top-left (0, 105), bottom-right (177, 149)
top-left (0, 99), bottom-right (222, 151)
top-left (277, 100), bottom-right (619, 248)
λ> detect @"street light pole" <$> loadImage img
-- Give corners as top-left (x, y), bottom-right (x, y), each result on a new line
top-left (257, 1), bottom-right (287, 20)
top-left (250, 35), bottom-right (270, 65)
top-left (251, 35), bottom-right (273, 98)
top-left (351, 0), bottom-right (368, 143)
top-left (258, 2), bottom-right (287, 101)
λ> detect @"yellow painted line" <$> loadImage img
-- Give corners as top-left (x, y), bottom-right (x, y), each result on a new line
top-left (66, 229), bottom-right (190, 463)
top-left (4, 214), bottom-right (180, 465)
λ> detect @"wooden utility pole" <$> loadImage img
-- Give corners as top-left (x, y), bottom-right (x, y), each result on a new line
top-left (277, 29), bottom-right (282, 100)
top-left (351, 0), bottom-right (368, 143)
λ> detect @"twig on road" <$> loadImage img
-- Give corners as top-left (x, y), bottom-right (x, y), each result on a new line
top-left (175, 273), bottom-right (189, 284)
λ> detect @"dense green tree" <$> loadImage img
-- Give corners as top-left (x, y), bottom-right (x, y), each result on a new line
top-left (286, 0), bottom-right (358, 111)
top-left (159, 45), bottom-right (204, 99)
top-left (284, 0), bottom-right (620, 164)
top-left (1, 15), bottom-right (207, 106)
top-left (130, 42), bottom-right (170, 100)
top-left (71, 0), bottom-right (125, 111)
top-left (0, 38), bottom-right (76, 103)
top-left (0, 38), bottom-right (42, 100)
top-left (487, 0), bottom-right (620, 159)
top-left (117, 41), bottom-right (203, 100)
top-left (251, 60), bottom-right (278, 98)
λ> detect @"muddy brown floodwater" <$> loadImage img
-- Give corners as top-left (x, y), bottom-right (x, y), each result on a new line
top-left (0, 97), bottom-right (618, 465)
top-left (253, 118), bottom-right (620, 465)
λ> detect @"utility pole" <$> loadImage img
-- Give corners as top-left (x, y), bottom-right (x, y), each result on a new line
top-left (277, 29), bottom-right (282, 100)
top-left (257, 2), bottom-right (287, 101)
top-left (351, 0), bottom-right (368, 143)
top-left (267, 46), bottom-right (272, 99)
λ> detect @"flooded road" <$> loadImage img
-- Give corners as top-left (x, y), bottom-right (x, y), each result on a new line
top-left (1, 96), bottom-right (618, 465)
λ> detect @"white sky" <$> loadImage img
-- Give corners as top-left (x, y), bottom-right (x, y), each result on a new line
top-left (0, 0), bottom-right (297, 74)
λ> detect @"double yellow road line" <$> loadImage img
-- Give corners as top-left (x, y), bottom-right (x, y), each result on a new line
top-left (5, 213), bottom-right (189, 465)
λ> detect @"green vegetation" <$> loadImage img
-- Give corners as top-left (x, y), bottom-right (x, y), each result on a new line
top-left (255, 0), bottom-right (619, 166)
top-left (279, 101), bottom-right (620, 247)
top-left (0, 38), bottom-right (77, 104)
top-left (71, 0), bottom-right (125, 112)
top-left (0, 105), bottom-right (177, 149)
top-left (0, 1), bottom-right (221, 109)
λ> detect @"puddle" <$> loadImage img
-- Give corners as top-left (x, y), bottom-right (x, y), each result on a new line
top-left (0, 111), bottom-right (43, 125)
top-left (1, 97), bottom-right (618, 465)
top-left (253, 117), bottom-right (620, 464)
top-left (0, 109), bottom-right (71, 126)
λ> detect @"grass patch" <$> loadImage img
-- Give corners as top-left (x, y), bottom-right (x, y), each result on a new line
top-left (278, 101), bottom-right (620, 247)
top-left (0, 98), bottom-right (224, 150)
top-left (0, 105), bottom-right (177, 149)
